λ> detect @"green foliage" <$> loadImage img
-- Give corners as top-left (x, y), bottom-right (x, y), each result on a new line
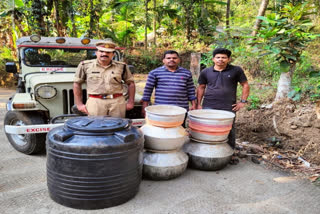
top-left (247, 95), bottom-right (260, 110)
top-left (200, 34), bottom-right (263, 77)
top-left (288, 86), bottom-right (302, 101)
top-left (125, 50), bottom-right (162, 74)
top-left (24, 0), bottom-right (50, 35)
top-left (287, 80), bottom-right (320, 102)
top-left (0, 46), bottom-right (15, 87)
top-left (0, 46), bottom-right (13, 60)
top-left (285, 49), bottom-right (320, 102)
top-left (200, 50), bottom-right (214, 67)
top-left (254, 2), bottom-right (319, 73)
top-left (107, 0), bottom-right (145, 46)
top-left (305, 71), bottom-right (320, 102)
top-left (14, 0), bottom-right (24, 7)
top-left (200, 33), bottom-right (249, 68)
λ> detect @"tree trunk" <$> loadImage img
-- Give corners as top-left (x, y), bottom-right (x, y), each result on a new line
top-left (88, 0), bottom-right (94, 38)
top-left (144, 0), bottom-right (149, 50)
top-left (226, 0), bottom-right (231, 37)
top-left (10, 0), bottom-right (17, 40)
top-left (70, 0), bottom-right (77, 37)
top-left (316, 100), bottom-right (320, 119)
top-left (252, 0), bottom-right (269, 37)
top-left (275, 72), bottom-right (291, 101)
top-left (199, 0), bottom-right (205, 36)
top-left (32, 0), bottom-right (46, 35)
top-left (185, 4), bottom-right (192, 41)
top-left (14, 20), bottom-right (27, 36)
top-left (153, 0), bottom-right (156, 47)
top-left (54, 0), bottom-right (63, 36)
top-left (181, 1), bottom-right (193, 41)
top-left (190, 53), bottom-right (201, 79)
top-left (125, 10), bottom-right (128, 46)
top-left (39, 2), bottom-right (46, 36)
top-left (7, 30), bottom-right (14, 49)
top-left (274, 63), bottom-right (295, 101)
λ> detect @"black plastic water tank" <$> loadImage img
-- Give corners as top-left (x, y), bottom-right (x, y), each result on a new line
top-left (46, 116), bottom-right (144, 210)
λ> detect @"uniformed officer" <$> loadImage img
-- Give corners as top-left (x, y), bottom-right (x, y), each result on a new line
top-left (73, 41), bottom-right (135, 117)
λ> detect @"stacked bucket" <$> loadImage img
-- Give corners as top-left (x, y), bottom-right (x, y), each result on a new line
top-left (184, 109), bottom-right (235, 171)
top-left (140, 105), bottom-right (189, 180)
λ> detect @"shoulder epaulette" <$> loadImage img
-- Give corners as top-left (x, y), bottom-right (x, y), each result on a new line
top-left (81, 59), bottom-right (95, 65)
top-left (113, 60), bottom-right (126, 65)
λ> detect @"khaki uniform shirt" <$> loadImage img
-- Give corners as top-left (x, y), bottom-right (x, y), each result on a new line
top-left (74, 59), bottom-right (134, 95)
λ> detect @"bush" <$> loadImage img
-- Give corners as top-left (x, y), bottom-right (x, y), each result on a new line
top-left (124, 49), bottom-right (162, 74)
top-left (0, 47), bottom-right (16, 88)
top-left (124, 48), bottom-right (193, 74)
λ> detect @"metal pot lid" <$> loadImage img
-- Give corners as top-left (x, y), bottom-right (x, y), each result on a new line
top-left (65, 116), bottom-right (129, 133)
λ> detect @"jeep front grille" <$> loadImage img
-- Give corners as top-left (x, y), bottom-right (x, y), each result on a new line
top-left (62, 89), bottom-right (87, 114)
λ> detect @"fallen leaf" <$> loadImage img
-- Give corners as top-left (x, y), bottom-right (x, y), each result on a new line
top-left (273, 176), bottom-right (298, 183)
top-left (309, 175), bottom-right (320, 182)
top-left (255, 180), bottom-right (264, 184)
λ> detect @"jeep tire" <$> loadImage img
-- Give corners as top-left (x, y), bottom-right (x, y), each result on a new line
top-left (4, 111), bottom-right (46, 154)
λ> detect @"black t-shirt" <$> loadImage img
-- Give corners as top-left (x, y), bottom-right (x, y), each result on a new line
top-left (198, 64), bottom-right (248, 111)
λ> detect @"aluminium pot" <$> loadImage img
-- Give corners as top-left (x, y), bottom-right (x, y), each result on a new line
top-left (190, 137), bottom-right (228, 145)
top-left (143, 150), bottom-right (188, 180)
top-left (145, 105), bottom-right (187, 128)
top-left (183, 141), bottom-right (234, 171)
top-left (189, 129), bottom-right (230, 142)
top-left (188, 109), bottom-right (235, 142)
top-left (140, 124), bottom-right (189, 151)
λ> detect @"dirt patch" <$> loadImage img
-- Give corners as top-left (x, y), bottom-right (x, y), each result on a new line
top-left (134, 74), bottom-right (147, 96)
top-left (236, 99), bottom-right (320, 177)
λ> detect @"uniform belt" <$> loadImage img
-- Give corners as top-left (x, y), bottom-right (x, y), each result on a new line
top-left (89, 93), bottom-right (123, 99)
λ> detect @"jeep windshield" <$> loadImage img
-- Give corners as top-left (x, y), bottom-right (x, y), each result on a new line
top-left (23, 47), bottom-right (97, 67)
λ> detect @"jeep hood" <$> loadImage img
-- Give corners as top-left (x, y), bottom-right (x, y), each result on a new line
top-left (26, 73), bottom-right (76, 88)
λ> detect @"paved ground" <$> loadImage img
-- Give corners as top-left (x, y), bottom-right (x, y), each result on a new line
top-left (1, 88), bottom-right (320, 214)
top-left (0, 88), bottom-right (14, 108)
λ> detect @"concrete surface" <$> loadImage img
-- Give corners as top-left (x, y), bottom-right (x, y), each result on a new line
top-left (1, 88), bottom-right (320, 214)
top-left (0, 88), bottom-right (14, 108)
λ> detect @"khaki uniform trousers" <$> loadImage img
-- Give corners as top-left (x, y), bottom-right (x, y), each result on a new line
top-left (86, 96), bottom-right (126, 118)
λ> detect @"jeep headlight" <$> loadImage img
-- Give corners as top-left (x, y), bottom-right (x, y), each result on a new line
top-left (35, 85), bottom-right (57, 99)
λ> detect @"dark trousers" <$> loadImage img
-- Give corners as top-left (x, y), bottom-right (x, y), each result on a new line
top-left (228, 118), bottom-right (236, 149)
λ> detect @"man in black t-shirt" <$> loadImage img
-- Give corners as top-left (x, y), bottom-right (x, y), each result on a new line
top-left (196, 48), bottom-right (250, 150)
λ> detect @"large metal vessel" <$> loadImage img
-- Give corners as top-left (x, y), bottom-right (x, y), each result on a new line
top-left (145, 105), bottom-right (186, 128)
top-left (46, 116), bottom-right (144, 210)
top-left (140, 124), bottom-right (189, 151)
top-left (188, 109), bottom-right (235, 142)
top-left (143, 150), bottom-right (189, 180)
top-left (183, 141), bottom-right (233, 171)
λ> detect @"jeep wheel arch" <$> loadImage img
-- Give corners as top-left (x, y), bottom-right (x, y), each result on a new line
top-left (4, 111), bottom-right (47, 154)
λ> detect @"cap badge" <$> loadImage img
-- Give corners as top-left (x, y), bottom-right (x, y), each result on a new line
top-left (104, 44), bottom-right (115, 48)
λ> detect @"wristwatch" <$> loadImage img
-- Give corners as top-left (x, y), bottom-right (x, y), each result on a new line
top-left (240, 99), bottom-right (248, 103)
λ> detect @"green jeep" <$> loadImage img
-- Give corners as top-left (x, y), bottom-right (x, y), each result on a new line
top-left (4, 35), bottom-right (144, 155)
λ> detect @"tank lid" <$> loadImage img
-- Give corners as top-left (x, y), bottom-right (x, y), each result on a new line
top-left (65, 116), bottom-right (130, 133)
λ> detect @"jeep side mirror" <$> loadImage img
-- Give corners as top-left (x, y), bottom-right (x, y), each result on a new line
top-left (6, 62), bottom-right (17, 73)
top-left (128, 65), bottom-right (135, 74)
